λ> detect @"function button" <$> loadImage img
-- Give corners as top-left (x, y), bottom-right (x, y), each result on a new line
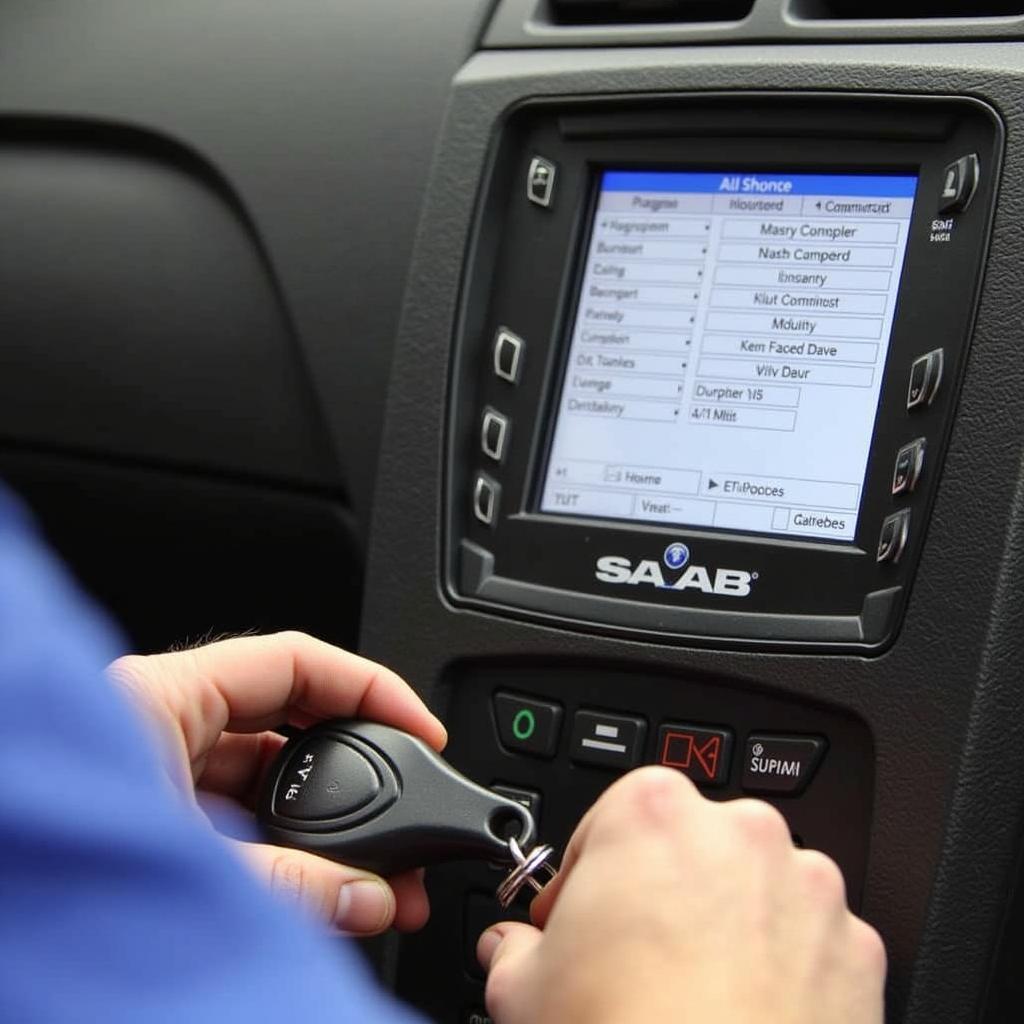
top-left (938, 153), bottom-right (980, 214)
top-left (494, 692), bottom-right (563, 759)
top-left (472, 474), bottom-right (500, 527)
top-left (892, 438), bottom-right (927, 497)
top-left (273, 738), bottom-right (380, 821)
top-left (481, 408), bottom-right (509, 463)
top-left (491, 784), bottom-right (542, 832)
top-left (493, 328), bottom-right (524, 384)
top-left (907, 355), bottom-right (928, 408)
top-left (877, 508), bottom-right (911, 564)
top-left (526, 156), bottom-right (557, 208)
top-left (570, 710), bottom-right (646, 770)
top-left (657, 723), bottom-right (732, 788)
top-left (742, 734), bottom-right (827, 796)
top-left (907, 348), bottom-right (944, 410)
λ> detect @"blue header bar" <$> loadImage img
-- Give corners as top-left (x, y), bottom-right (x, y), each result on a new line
top-left (601, 170), bottom-right (918, 199)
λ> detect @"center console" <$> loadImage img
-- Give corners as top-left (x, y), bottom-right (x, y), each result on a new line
top-left (361, 49), bottom-right (1024, 1024)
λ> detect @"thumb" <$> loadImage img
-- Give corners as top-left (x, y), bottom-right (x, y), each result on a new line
top-left (233, 840), bottom-right (396, 935)
top-left (478, 922), bottom-right (544, 1020)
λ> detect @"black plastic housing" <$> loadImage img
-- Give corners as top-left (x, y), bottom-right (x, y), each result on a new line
top-left (447, 94), bottom-right (1002, 651)
top-left (258, 720), bottom-right (536, 876)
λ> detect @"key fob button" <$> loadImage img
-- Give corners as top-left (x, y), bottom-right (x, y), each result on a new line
top-left (273, 737), bottom-right (381, 821)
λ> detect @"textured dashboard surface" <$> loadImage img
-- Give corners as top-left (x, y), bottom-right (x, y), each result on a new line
top-left (0, 0), bottom-right (491, 534)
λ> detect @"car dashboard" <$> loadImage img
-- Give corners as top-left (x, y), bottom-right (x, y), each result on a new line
top-left (4, 2), bottom-right (1024, 1021)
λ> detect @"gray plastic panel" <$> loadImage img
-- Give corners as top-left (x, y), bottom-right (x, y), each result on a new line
top-left (361, 44), bottom-right (1024, 1024)
top-left (0, 449), bottom-right (363, 655)
top-left (0, 130), bottom-right (335, 487)
top-left (486, 0), bottom-right (1024, 46)
top-left (0, 0), bottom-right (491, 536)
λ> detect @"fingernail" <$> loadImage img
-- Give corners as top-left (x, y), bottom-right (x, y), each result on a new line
top-left (335, 879), bottom-right (392, 934)
top-left (477, 927), bottom-right (502, 970)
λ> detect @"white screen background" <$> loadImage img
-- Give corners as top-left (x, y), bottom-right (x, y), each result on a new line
top-left (539, 170), bottom-right (917, 542)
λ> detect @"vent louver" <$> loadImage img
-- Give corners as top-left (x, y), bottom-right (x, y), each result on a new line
top-left (549, 0), bottom-right (754, 24)
top-left (486, 0), bottom-right (1024, 46)
top-left (793, 0), bottom-right (1024, 18)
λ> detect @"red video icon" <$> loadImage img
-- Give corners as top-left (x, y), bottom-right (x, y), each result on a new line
top-left (659, 729), bottom-right (724, 782)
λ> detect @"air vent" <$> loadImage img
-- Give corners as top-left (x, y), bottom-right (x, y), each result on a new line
top-left (549, 0), bottom-right (754, 25)
top-left (485, 0), bottom-right (1024, 46)
top-left (792, 0), bottom-right (1024, 17)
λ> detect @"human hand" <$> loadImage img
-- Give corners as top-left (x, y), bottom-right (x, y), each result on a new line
top-left (478, 766), bottom-right (885, 1024)
top-left (108, 631), bottom-right (446, 937)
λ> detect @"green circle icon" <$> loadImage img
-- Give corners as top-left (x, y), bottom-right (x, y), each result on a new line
top-left (512, 708), bottom-right (536, 741)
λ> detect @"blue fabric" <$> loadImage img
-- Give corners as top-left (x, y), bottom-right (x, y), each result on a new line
top-left (0, 489), bottom-right (421, 1023)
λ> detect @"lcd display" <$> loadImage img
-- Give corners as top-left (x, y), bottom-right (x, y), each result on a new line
top-left (539, 170), bottom-right (918, 542)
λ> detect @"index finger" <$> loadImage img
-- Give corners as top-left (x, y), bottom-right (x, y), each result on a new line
top-left (529, 766), bottom-right (697, 926)
top-left (117, 631), bottom-right (446, 761)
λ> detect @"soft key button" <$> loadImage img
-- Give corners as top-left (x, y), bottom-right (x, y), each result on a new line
top-left (657, 723), bottom-right (732, 788)
top-left (892, 438), bottom-right (926, 497)
top-left (742, 734), bottom-right (827, 796)
top-left (473, 474), bottom-right (500, 527)
top-left (493, 328), bottom-right (524, 384)
top-left (938, 153), bottom-right (979, 214)
top-left (907, 349), bottom-right (944, 410)
top-left (481, 409), bottom-right (509, 463)
top-left (877, 508), bottom-right (911, 564)
top-left (527, 156), bottom-right (556, 208)
top-left (494, 692), bottom-right (562, 758)
top-left (570, 710), bottom-right (646, 770)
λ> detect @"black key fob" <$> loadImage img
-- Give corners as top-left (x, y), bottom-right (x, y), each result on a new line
top-left (257, 719), bottom-right (536, 876)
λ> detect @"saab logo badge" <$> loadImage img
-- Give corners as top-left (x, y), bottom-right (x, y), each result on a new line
top-left (595, 541), bottom-right (756, 598)
top-left (663, 542), bottom-right (689, 571)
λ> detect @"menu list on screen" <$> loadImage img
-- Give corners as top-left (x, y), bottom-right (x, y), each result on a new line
top-left (539, 170), bottom-right (918, 542)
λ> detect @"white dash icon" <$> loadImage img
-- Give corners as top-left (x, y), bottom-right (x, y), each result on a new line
top-left (582, 722), bottom-right (627, 754)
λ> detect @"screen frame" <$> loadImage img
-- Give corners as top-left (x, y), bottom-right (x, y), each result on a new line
top-left (444, 92), bottom-right (1003, 651)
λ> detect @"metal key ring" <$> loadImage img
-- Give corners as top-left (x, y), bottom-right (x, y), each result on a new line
top-left (496, 835), bottom-right (558, 909)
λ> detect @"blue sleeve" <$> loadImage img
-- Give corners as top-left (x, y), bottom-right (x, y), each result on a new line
top-left (0, 490), bottom-right (423, 1024)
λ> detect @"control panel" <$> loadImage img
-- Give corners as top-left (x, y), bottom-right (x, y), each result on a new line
top-left (446, 95), bottom-right (1002, 651)
top-left (395, 665), bottom-right (873, 1021)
